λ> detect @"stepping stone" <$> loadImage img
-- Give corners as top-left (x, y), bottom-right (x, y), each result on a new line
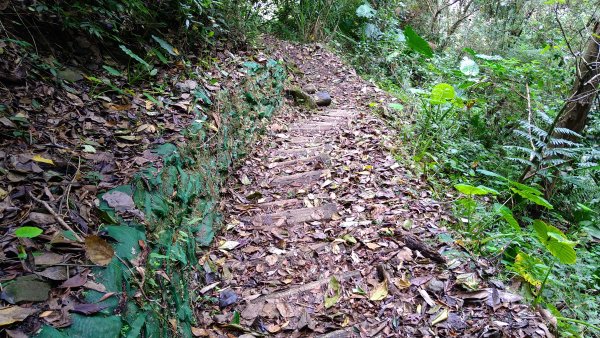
top-left (270, 169), bottom-right (326, 187)
top-left (250, 203), bottom-right (338, 225)
top-left (272, 145), bottom-right (331, 158)
top-left (267, 154), bottom-right (328, 169)
top-left (254, 198), bottom-right (302, 210)
top-left (324, 109), bottom-right (356, 118)
top-left (287, 136), bottom-right (318, 143)
top-left (290, 122), bottom-right (337, 132)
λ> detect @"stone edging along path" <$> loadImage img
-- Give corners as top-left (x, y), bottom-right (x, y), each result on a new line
top-left (196, 40), bottom-right (553, 337)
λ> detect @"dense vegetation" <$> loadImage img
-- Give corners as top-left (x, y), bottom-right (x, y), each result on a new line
top-left (262, 0), bottom-right (600, 336)
top-left (1, 0), bottom-right (598, 336)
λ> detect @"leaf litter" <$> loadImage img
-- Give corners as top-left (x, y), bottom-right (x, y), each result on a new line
top-left (197, 38), bottom-right (553, 337)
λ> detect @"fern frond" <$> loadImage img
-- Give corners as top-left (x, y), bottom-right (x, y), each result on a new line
top-left (544, 148), bottom-right (578, 158)
top-left (548, 138), bottom-right (581, 147)
top-left (553, 127), bottom-right (583, 138)
top-left (504, 145), bottom-right (541, 159)
top-left (541, 158), bottom-right (568, 166)
top-left (518, 121), bottom-right (549, 138)
top-left (538, 111), bottom-right (554, 125)
top-left (506, 157), bottom-right (534, 166)
top-left (513, 129), bottom-right (536, 141)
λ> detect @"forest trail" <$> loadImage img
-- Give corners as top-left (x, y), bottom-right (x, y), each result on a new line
top-left (200, 40), bottom-right (552, 337)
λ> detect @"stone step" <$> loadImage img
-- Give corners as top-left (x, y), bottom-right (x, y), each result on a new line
top-left (269, 169), bottom-right (327, 187)
top-left (271, 145), bottom-right (331, 158)
top-left (254, 198), bottom-right (303, 211)
top-left (323, 109), bottom-right (356, 118)
top-left (267, 154), bottom-right (329, 169)
top-left (249, 203), bottom-right (338, 225)
top-left (290, 122), bottom-right (337, 132)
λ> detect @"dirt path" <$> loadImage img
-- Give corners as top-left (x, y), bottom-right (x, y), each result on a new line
top-left (199, 41), bottom-right (552, 337)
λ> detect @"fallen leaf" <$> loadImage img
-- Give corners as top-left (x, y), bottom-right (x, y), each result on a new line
top-left (70, 303), bottom-right (107, 315)
top-left (219, 240), bottom-right (240, 250)
top-left (82, 145), bottom-right (96, 153)
top-left (0, 306), bottom-right (37, 327)
top-left (267, 324), bottom-right (281, 333)
top-left (85, 235), bottom-right (114, 266)
top-left (191, 327), bottom-right (209, 337)
top-left (36, 266), bottom-right (68, 281)
top-left (59, 271), bottom-right (88, 288)
top-left (324, 276), bottom-right (341, 308)
top-left (369, 280), bottom-right (388, 301)
top-left (240, 175), bottom-right (251, 185)
top-left (431, 308), bottom-right (449, 325)
top-left (32, 155), bottom-right (54, 165)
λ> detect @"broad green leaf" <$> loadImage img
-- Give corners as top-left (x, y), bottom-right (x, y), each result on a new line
top-left (324, 276), bottom-right (341, 308)
top-left (102, 65), bottom-right (121, 76)
top-left (546, 240), bottom-right (576, 264)
top-left (152, 35), bottom-right (179, 56)
top-left (454, 183), bottom-right (496, 195)
top-left (511, 188), bottom-right (553, 209)
top-left (356, 3), bottom-right (376, 18)
top-left (459, 57), bottom-right (479, 76)
top-left (230, 311), bottom-right (240, 325)
top-left (509, 181), bottom-right (543, 196)
top-left (430, 83), bottom-right (456, 105)
top-left (514, 252), bottom-right (546, 287)
top-left (404, 26), bottom-right (433, 57)
top-left (15, 226), bottom-right (43, 238)
top-left (494, 204), bottom-right (520, 232)
top-left (532, 219), bottom-right (548, 242)
top-left (119, 45), bottom-right (150, 69)
top-left (476, 169), bottom-right (507, 180)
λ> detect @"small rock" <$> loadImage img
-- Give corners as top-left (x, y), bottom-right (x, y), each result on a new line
top-left (176, 80), bottom-right (198, 93)
top-left (0, 275), bottom-right (51, 304)
top-left (303, 84), bottom-right (317, 94)
top-left (57, 68), bottom-right (83, 82)
top-left (426, 278), bottom-right (445, 293)
top-left (218, 289), bottom-right (238, 308)
top-left (314, 91), bottom-right (332, 106)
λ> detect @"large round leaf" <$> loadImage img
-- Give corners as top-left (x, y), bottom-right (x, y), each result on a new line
top-left (356, 3), bottom-right (376, 18)
top-left (459, 57), bottom-right (480, 76)
top-left (431, 83), bottom-right (456, 105)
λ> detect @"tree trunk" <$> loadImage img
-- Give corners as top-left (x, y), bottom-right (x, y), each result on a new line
top-left (554, 19), bottom-right (600, 138)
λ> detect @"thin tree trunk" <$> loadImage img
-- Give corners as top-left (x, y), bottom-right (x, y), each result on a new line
top-left (554, 19), bottom-right (600, 138)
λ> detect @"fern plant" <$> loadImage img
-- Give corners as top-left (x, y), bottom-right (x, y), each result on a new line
top-left (505, 110), bottom-right (585, 184)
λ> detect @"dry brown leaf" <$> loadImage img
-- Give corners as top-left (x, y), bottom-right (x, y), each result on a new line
top-left (0, 306), bottom-right (37, 327)
top-left (85, 235), bottom-right (114, 266)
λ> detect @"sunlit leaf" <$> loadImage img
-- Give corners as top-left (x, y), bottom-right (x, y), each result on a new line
top-left (430, 83), bottom-right (456, 105)
top-left (32, 155), bottom-right (54, 165)
top-left (15, 226), bottom-right (43, 238)
top-left (454, 183), bottom-right (496, 195)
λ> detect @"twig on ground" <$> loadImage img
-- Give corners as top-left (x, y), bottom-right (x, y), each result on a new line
top-left (28, 191), bottom-right (84, 242)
